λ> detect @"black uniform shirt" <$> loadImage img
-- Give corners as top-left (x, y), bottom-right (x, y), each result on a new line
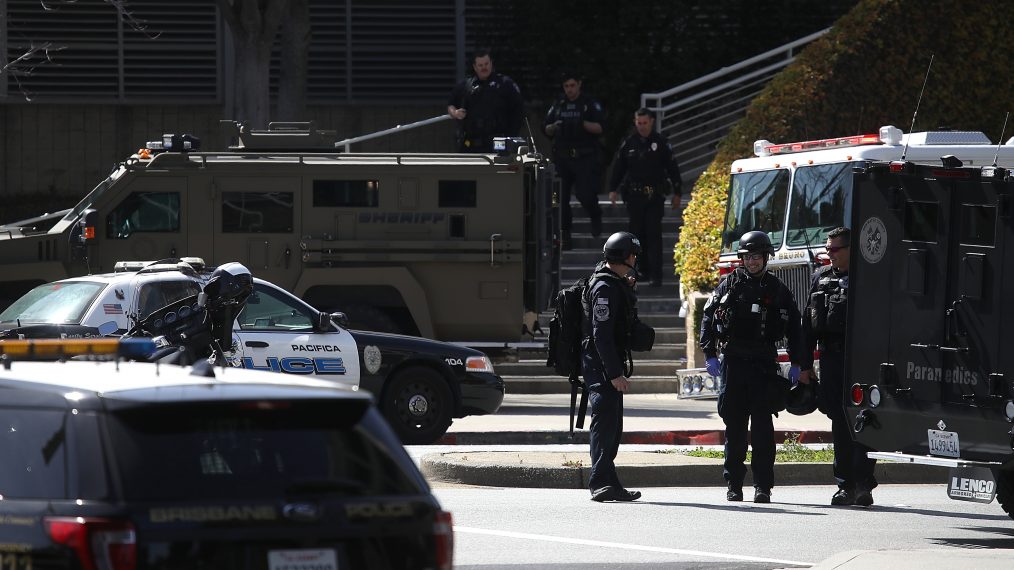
top-left (699, 267), bottom-right (803, 363)
top-left (800, 264), bottom-right (848, 370)
top-left (544, 93), bottom-right (605, 152)
top-left (582, 264), bottom-right (633, 383)
top-left (447, 72), bottom-right (524, 140)
top-left (609, 130), bottom-right (682, 196)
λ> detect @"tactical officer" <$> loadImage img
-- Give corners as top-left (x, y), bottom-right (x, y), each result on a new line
top-left (799, 227), bottom-right (877, 507)
top-left (584, 231), bottom-right (642, 503)
top-left (447, 49), bottom-right (524, 153)
top-left (609, 108), bottom-right (682, 287)
top-left (699, 230), bottom-right (803, 503)
top-left (544, 72), bottom-right (605, 248)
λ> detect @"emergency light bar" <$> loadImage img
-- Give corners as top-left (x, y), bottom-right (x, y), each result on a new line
top-left (0, 338), bottom-right (156, 360)
top-left (754, 125), bottom-right (904, 157)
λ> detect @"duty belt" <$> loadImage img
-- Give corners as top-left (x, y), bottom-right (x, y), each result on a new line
top-left (634, 185), bottom-right (656, 198)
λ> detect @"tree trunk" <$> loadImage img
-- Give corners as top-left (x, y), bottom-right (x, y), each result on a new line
top-left (276, 0), bottom-right (310, 122)
top-left (218, 0), bottom-right (288, 128)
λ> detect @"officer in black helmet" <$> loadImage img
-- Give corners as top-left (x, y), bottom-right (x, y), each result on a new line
top-left (584, 231), bottom-right (642, 502)
top-left (699, 230), bottom-right (803, 503)
top-left (799, 227), bottom-right (877, 506)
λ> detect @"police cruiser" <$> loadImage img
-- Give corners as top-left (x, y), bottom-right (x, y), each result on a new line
top-left (846, 159), bottom-right (1014, 520)
top-left (0, 258), bottom-right (505, 444)
top-left (0, 338), bottom-right (453, 569)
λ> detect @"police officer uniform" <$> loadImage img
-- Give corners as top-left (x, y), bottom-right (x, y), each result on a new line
top-left (801, 263), bottom-right (877, 506)
top-left (699, 231), bottom-right (802, 503)
top-left (583, 232), bottom-right (642, 502)
top-left (545, 92), bottom-right (605, 242)
top-left (447, 71), bottom-right (524, 153)
top-left (609, 130), bottom-right (682, 285)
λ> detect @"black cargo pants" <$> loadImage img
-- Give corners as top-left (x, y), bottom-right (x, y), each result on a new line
top-left (557, 151), bottom-right (602, 236)
top-left (820, 345), bottom-right (877, 491)
top-left (587, 384), bottom-right (624, 493)
top-left (625, 191), bottom-right (665, 281)
top-left (718, 355), bottom-right (776, 491)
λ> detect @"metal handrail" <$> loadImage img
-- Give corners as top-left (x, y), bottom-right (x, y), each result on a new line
top-left (335, 114), bottom-right (452, 152)
top-left (640, 28), bottom-right (830, 184)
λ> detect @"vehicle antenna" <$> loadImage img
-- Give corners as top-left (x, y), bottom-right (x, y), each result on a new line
top-left (524, 116), bottom-right (540, 156)
top-left (901, 54), bottom-right (934, 162)
top-left (992, 111), bottom-right (1010, 167)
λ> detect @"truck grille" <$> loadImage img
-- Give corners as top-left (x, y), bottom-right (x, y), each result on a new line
top-left (769, 264), bottom-right (811, 316)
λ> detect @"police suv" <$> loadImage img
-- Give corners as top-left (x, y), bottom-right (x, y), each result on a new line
top-left (0, 258), bottom-right (505, 444)
top-left (847, 160), bottom-right (1014, 520)
top-left (0, 338), bottom-right (453, 569)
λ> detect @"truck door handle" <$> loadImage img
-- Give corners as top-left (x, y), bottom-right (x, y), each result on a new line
top-left (490, 233), bottom-right (503, 268)
top-left (245, 341), bottom-right (269, 348)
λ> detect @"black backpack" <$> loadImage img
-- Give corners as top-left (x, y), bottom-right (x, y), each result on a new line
top-left (545, 276), bottom-right (590, 435)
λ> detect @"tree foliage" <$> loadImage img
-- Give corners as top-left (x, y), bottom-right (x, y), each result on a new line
top-left (676, 0), bottom-right (1014, 292)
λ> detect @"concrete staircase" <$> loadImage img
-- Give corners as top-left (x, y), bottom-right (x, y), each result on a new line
top-left (499, 200), bottom-right (687, 394)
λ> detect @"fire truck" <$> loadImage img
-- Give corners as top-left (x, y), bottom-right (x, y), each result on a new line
top-left (847, 160), bottom-right (1014, 520)
top-left (678, 125), bottom-right (1014, 398)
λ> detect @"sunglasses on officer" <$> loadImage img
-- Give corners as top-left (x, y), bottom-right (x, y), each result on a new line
top-left (742, 253), bottom-right (765, 261)
top-left (826, 245), bottom-right (850, 254)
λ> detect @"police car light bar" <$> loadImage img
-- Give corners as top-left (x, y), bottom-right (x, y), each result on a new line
top-left (753, 126), bottom-right (903, 157)
top-left (0, 338), bottom-right (156, 361)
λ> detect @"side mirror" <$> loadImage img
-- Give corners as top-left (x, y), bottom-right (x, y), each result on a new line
top-left (331, 311), bottom-right (350, 329)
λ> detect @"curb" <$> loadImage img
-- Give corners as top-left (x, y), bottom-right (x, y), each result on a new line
top-left (436, 429), bottom-right (833, 446)
top-left (421, 451), bottom-right (948, 489)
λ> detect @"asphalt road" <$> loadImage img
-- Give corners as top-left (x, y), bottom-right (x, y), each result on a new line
top-left (434, 484), bottom-right (1014, 569)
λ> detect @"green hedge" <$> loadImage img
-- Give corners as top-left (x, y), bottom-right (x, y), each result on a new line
top-left (675, 0), bottom-right (1014, 292)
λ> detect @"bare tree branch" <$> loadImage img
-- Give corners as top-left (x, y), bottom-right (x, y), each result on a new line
top-left (40, 0), bottom-right (161, 38)
top-left (1, 42), bottom-right (66, 101)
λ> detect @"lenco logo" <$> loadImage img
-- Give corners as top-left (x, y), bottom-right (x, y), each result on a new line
top-left (949, 476), bottom-right (994, 500)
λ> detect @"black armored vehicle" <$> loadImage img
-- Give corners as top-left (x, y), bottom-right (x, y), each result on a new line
top-left (846, 159), bottom-right (1014, 518)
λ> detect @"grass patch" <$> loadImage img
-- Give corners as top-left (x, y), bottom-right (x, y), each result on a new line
top-left (666, 434), bottom-right (835, 463)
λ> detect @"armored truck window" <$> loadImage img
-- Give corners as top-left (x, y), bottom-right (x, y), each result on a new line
top-left (0, 281), bottom-right (105, 324)
top-left (0, 409), bottom-right (68, 498)
top-left (903, 201), bottom-right (939, 243)
top-left (960, 204), bottom-right (996, 246)
top-left (439, 180), bottom-right (477, 207)
top-left (106, 192), bottom-right (180, 238)
top-left (313, 180), bottom-right (379, 207)
top-left (238, 283), bottom-right (314, 331)
top-left (722, 169), bottom-right (790, 253)
top-left (222, 192), bottom-right (294, 233)
top-left (786, 163), bottom-right (852, 247)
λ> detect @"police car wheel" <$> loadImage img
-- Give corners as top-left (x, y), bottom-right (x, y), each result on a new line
top-left (382, 365), bottom-right (453, 445)
top-left (997, 470), bottom-right (1014, 521)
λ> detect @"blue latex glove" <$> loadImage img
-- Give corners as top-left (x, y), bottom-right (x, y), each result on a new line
top-left (706, 357), bottom-right (721, 377)
top-left (788, 365), bottom-right (801, 385)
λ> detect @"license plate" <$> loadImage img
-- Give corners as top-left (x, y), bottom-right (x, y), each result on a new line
top-left (928, 429), bottom-right (960, 458)
top-left (268, 548), bottom-right (338, 570)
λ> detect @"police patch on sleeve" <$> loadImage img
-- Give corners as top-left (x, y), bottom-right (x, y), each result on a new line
top-left (594, 301), bottom-right (610, 321)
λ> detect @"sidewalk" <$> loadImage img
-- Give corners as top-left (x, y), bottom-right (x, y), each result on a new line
top-left (420, 393), bottom-right (947, 488)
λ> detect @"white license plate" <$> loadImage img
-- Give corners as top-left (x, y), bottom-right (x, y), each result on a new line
top-left (928, 429), bottom-right (960, 458)
top-left (268, 548), bottom-right (338, 570)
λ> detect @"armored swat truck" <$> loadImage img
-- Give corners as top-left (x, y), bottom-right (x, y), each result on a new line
top-left (0, 122), bottom-right (559, 346)
top-left (846, 159), bottom-right (1014, 519)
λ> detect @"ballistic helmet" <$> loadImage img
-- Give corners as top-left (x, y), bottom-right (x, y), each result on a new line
top-left (737, 230), bottom-right (775, 257)
top-left (785, 380), bottom-right (819, 416)
top-left (603, 232), bottom-right (641, 262)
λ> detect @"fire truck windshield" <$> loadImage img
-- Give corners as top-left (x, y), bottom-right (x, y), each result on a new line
top-left (721, 169), bottom-right (789, 254)
top-left (785, 162), bottom-right (853, 247)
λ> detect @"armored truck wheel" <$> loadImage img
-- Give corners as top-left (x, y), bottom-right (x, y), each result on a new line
top-left (997, 470), bottom-right (1014, 522)
top-left (382, 365), bottom-right (454, 445)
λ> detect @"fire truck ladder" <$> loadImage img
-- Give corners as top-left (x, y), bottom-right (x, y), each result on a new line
top-left (641, 28), bottom-right (830, 183)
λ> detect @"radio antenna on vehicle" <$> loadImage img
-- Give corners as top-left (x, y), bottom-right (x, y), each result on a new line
top-left (991, 111), bottom-right (1010, 167)
top-left (901, 54), bottom-right (934, 162)
top-left (524, 116), bottom-right (540, 156)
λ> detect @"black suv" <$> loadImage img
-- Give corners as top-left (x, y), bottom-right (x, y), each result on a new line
top-left (0, 340), bottom-right (453, 569)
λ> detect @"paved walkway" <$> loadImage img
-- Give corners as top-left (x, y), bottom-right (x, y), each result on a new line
top-left (421, 393), bottom-right (945, 488)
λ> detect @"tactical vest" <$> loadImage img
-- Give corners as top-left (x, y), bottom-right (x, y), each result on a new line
top-left (809, 267), bottom-right (848, 338)
top-left (716, 270), bottom-right (789, 344)
top-left (581, 269), bottom-right (636, 346)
